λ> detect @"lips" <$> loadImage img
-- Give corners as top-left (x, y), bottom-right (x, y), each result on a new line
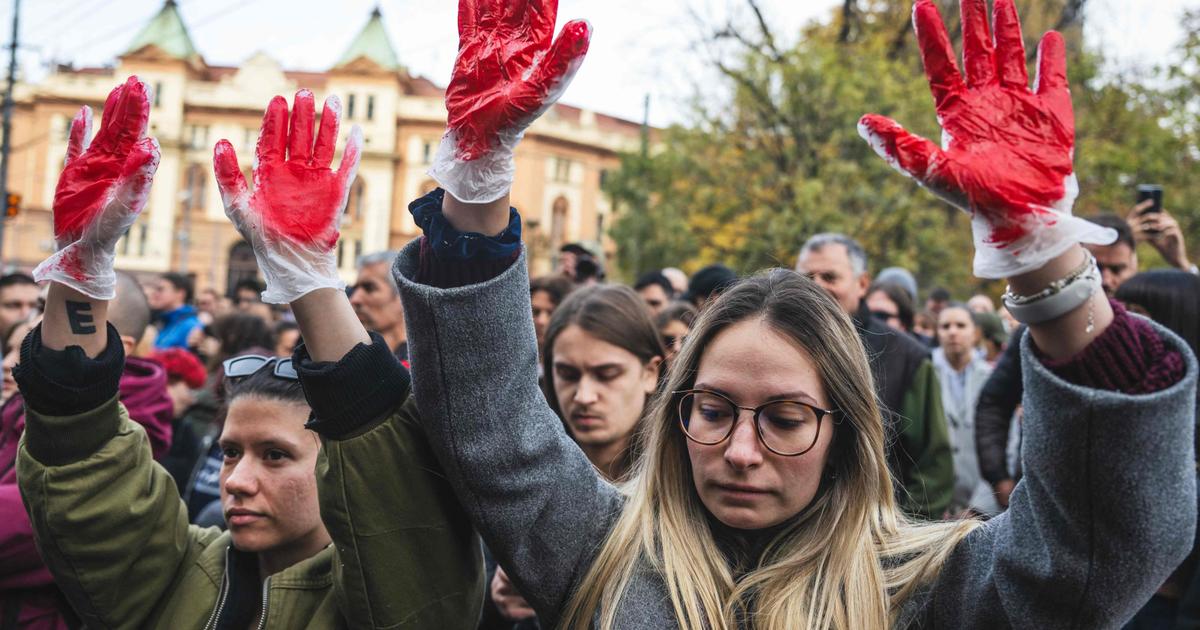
top-left (225, 508), bottom-right (266, 527)
top-left (714, 482), bottom-right (771, 498)
top-left (569, 413), bottom-right (605, 429)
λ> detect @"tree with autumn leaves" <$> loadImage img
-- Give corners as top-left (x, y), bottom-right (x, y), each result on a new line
top-left (606, 0), bottom-right (1200, 296)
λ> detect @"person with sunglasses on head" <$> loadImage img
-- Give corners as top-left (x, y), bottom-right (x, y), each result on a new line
top-left (15, 78), bottom-right (482, 629)
top-left (390, 1), bottom-right (1195, 628)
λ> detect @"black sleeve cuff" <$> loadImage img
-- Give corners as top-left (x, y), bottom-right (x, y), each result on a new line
top-left (294, 331), bottom-right (411, 440)
top-left (415, 235), bottom-right (521, 289)
top-left (14, 322), bottom-right (125, 417)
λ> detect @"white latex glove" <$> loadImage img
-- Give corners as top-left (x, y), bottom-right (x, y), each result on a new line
top-left (213, 89), bottom-right (362, 304)
top-left (33, 76), bottom-right (160, 299)
top-left (429, 0), bottom-right (592, 203)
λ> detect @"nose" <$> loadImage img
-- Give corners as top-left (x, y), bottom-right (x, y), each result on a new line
top-left (573, 375), bottom-right (599, 406)
top-left (222, 457), bottom-right (259, 498)
top-left (1100, 269), bottom-right (1116, 297)
top-left (723, 411), bottom-right (764, 470)
top-left (349, 287), bottom-right (366, 306)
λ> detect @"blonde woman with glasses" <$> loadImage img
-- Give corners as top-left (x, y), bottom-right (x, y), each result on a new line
top-left (392, 0), bottom-right (1197, 628)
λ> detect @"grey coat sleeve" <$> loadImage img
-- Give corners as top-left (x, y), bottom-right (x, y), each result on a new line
top-left (392, 241), bottom-right (623, 627)
top-left (926, 319), bottom-right (1197, 629)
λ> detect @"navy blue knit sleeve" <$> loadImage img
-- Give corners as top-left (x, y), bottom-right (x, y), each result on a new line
top-left (407, 188), bottom-right (523, 289)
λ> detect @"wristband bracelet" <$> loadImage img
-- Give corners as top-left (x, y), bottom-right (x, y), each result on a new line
top-left (1002, 251), bottom-right (1101, 331)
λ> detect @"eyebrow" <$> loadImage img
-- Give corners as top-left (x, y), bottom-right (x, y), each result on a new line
top-left (218, 438), bottom-right (301, 451)
top-left (553, 361), bottom-right (625, 371)
top-left (694, 383), bottom-right (825, 408)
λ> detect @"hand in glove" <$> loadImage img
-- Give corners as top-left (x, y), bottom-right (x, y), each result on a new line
top-left (33, 76), bottom-right (160, 299)
top-left (858, 0), bottom-right (1115, 279)
top-left (429, 0), bottom-right (592, 204)
top-left (213, 90), bottom-right (362, 304)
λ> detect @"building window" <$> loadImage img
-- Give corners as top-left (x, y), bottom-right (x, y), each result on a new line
top-left (347, 94), bottom-right (356, 120)
top-left (154, 82), bottom-right (163, 108)
top-left (366, 95), bottom-right (375, 121)
top-left (422, 141), bottom-right (433, 165)
top-left (184, 164), bottom-right (206, 213)
top-left (553, 158), bottom-right (572, 183)
top-left (243, 128), bottom-right (256, 151)
top-left (60, 116), bottom-right (72, 141)
top-left (187, 125), bottom-right (209, 150)
top-left (550, 196), bottom-right (568, 251)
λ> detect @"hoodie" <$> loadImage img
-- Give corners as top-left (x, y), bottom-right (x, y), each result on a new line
top-left (0, 355), bottom-right (173, 629)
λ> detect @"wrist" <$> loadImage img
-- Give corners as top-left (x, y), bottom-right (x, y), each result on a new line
top-left (442, 189), bottom-right (511, 235)
top-left (42, 282), bottom-right (108, 357)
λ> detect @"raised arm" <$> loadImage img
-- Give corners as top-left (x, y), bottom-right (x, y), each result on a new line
top-left (14, 77), bottom-right (211, 628)
top-left (860, 2), bottom-right (1196, 627)
top-left (214, 91), bottom-right (482, 628)
top-left (392, 2), bottom-right (608, 625)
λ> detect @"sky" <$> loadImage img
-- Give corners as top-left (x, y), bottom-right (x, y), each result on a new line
top-left (2, 0), bottom-right (1195, 128)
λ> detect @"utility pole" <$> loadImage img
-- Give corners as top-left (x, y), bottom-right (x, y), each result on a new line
top-left (0, 0), bottom-right (20, 264)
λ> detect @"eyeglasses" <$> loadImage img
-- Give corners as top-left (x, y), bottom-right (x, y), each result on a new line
top-left (870, 310), bottom-right (899, 322)
top-left (223, 355), bottom-right (298, 381)
top-left (675, 389), bottom-right (836, 456)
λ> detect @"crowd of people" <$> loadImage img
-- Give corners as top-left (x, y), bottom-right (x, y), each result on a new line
top-left (1, 0), bottom-right (1197, 628)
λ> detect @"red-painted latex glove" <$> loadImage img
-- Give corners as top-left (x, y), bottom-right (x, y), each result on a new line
top-left (213, 90), bottom-right (362, 304)
top-left (429, 0), bottom-right (592, 203)
top-left (33, 76), bottom-right (160, 299)
top-left (858, 0), bottom-right (1115, 279)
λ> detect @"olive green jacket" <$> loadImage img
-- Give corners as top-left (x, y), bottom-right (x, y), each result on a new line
top-left (17, 394), bottom-right (482, 629)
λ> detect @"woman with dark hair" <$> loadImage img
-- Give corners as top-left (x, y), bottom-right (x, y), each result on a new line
top-left (530, 274), bottom-right (577, 359)
top-left (15, 80), bottom-right (481, 628)
top-left (656, 301), bottom-right (697, 362)
top-left (207, 311), bottom-right (276, 370)
top-left (865, 281), bottom-right (915, 333)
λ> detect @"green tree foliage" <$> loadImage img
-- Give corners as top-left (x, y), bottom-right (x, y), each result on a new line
top-left (607, 0), bottom-right (1199, 297)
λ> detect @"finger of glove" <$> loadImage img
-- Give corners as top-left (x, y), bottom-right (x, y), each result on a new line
top-left (256, 96), bottom-right (290, 165)
top-left (336, 126), bottom-right (364, 198)
top-left (471, 0), bottom-right (501, 29)
top-left (108, 77), bottom-right (151, 156)
top-left (312, 95), bottom-right (342, 168)
top-left (456, 0), bottom-right (480, 36)
top-left (88, 82), bottom-right (125, 154)
top-left (527, 0), bottom-right (557, 47)
top-left (858, 114), bottom-right (943, 184)
top-left (993, 0), bottom-right (1029, 89)
top-left (501, 0), bottom-right (533, 31)
top-left (214, 139), bottom-right (250, 223)
top-left (960, 0), bottom-right (996, 88)
top-left (109, 137), bottom-right (160, 224)
top-left (288, 89), bottom-right (316, 164)
top-left (913, 0), bottom-right (966, 111)
top-left (525, 19), bottom-right (592, 108)
top-left (1034, 32), bottom-right (1071, 116)
top-left (65, 106), bottom-right (93, 166)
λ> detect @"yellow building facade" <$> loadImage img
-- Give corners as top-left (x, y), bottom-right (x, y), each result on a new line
top-left (0, 2), bottom-right (642, 292)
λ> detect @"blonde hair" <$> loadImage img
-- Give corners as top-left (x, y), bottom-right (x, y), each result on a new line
top-left (560, 269), bottom-right (979, 629)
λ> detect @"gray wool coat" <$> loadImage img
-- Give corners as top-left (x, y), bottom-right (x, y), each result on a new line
top-left (394, 243), bottom-right (1197, 629)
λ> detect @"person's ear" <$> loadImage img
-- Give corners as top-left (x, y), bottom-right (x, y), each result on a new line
top-left (855, 272), bottom-right (870, 300)
top-left (121, 335), bottom-right (136, 357)
top-left (643, 356), bottom-right (663, 394)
